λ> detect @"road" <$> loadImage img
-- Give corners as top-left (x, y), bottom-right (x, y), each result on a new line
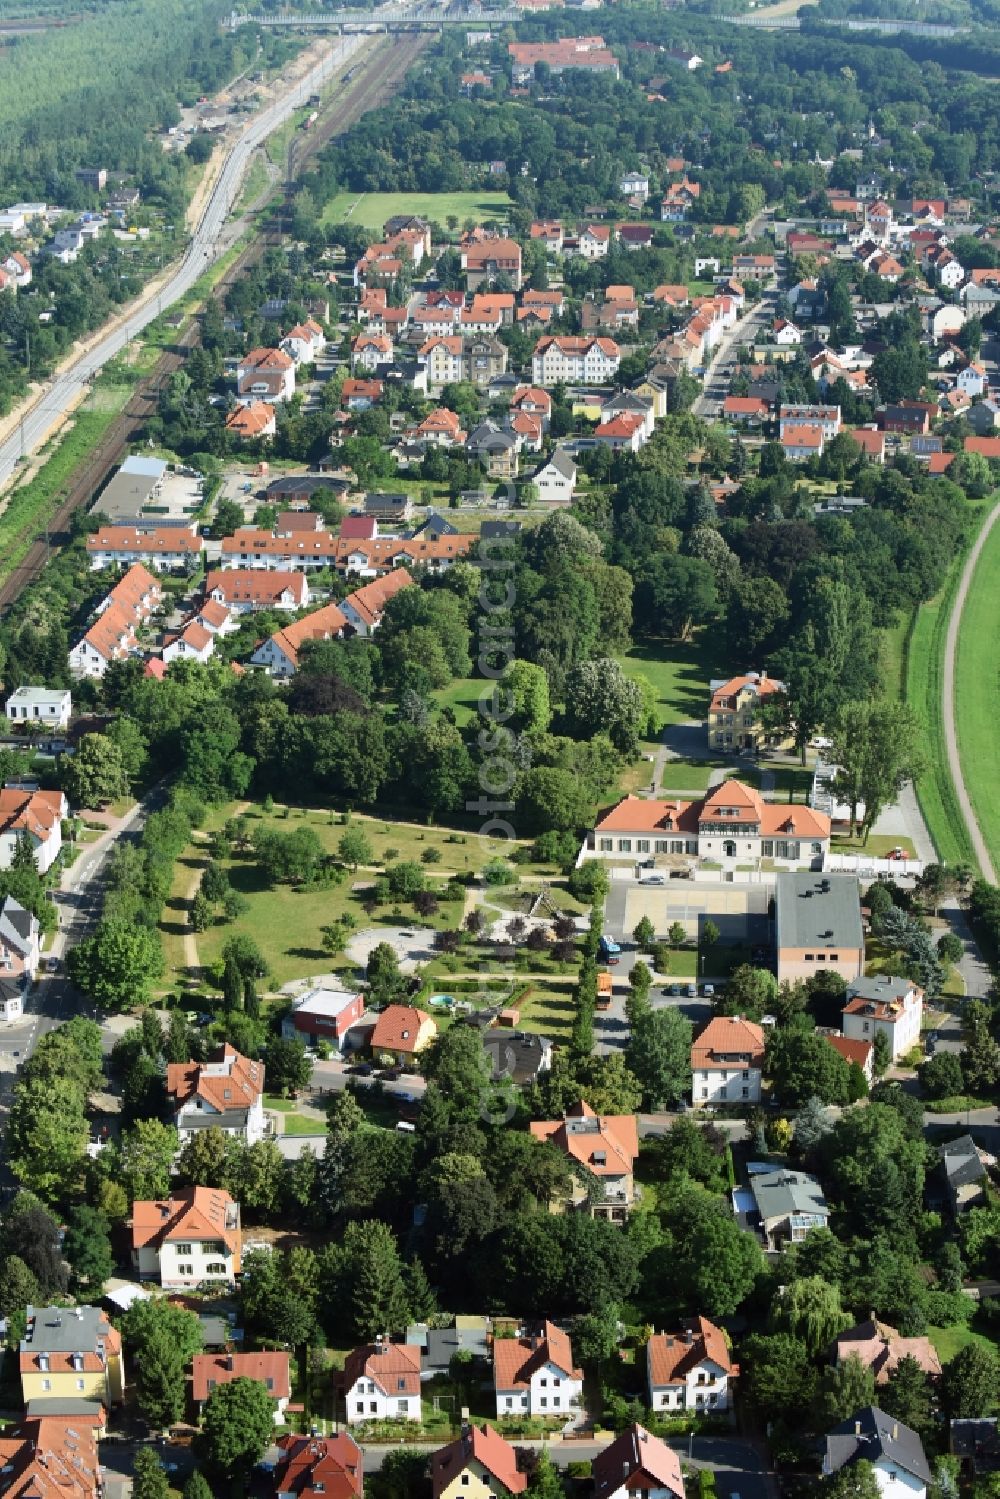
top-left (0, 32), bottom-right (368, 492)
top-left (693, 285), bottom-right (780, 420)
top-left (941, 496), bottom-right (1000, 882)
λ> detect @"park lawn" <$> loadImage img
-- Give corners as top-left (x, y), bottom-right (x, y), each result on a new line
top-left (831, 833), bottom-right (916, 858)
top-left (767, 764), bottom-right (815, 800)
top-left (955, 500), bottom-right (1000, 875)
top-left (433, 676), bottom-right (483, 728)
top-left (275, 1115), bottom-right (327, 1138)
top-left (658, 761), bottom-right (716, 793)
top-left (618, 632), bottom-right (728, 729)
top-left (320, 190), bottom-right (513, 231)
top-left (881, 606), bottom-right (913, 701)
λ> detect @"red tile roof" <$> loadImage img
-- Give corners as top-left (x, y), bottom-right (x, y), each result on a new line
top-left (264, 603), bottom-right (348, 668)
top-left (592, 1425), bottom-right (684, 1499)
top-left (192, 1351), bottom-right (290, 1403)
top-left (274, 1434), bottom-right (364, 1499)
top-left (0, 1417), bottom-right (101, 1499)
top-left (370, 1004), bottom-right (435, 1054)
top-left (131, 1185), bottom-right (240, 1255)
top-left (530, 1100), bottom-right (638, 1176)
top-left (647, 1317), bottom-right (736, 1387)
top-left (0, 788), bottom-right (65, 844)
top-left (343, 1344), bottom-right (421, 1397)
top-left (691, 1015), bottom-right (765, 1072)
top-left (166, 1043), bottom-right (263, 1114)
top-left (431, 1426), bottom-right (527, 1499)
top-left (493, 1323), bottom-right (582, 1393)
top-left (826, 1034), bottom-right (872, 1070)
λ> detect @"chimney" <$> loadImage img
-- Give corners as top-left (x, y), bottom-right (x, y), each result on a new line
top-left (226, 1354), bottom-right (235, 1372)
top-left (892, 1424), bottom-right (898, 1440)
top-left (855, 1421), bottom-right (862, 1436)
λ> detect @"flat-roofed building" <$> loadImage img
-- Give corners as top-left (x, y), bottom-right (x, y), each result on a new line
top-left (775, 872), bottom-right (864, 985)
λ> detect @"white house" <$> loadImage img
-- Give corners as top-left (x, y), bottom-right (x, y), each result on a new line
top-left (647, 1317), bottom-right (737, 1412)
top-left (824, 1407), bottom-right (931, 1498)
top-left (166, 1044), bottom-right (266, 1144)
top-left (531, 336), bottom-right (620, 386)
top-left (85, 526), bottom-right (202, 574)
top-left (344, 1344), bottom-right (422, 1425)
top-left (162, 620), bottom-right (215, 665)
top-left (0, 895), bottom-right (40, 1022)
top-left (578, 225), bottom-right (611, 260)
top-left (280, 318), bottom-right (326, 366)
top-left (2, 252), bottom-right (31, 287)
top-left (957, 362), bottom-right (988, 398)
top-left (842, 976), bottom-right (923, 1061)
top-left (773, 318), bottom-right (802, 345)
top-left (131, 1186), bottom-right (241, 1288)
top-left (5, 687), bottom-right (71, 731)
top-left (691, 1015), bottom-right (765, 1106)
top-left (236, 348), bottom-right (296, 404)
top-left (0, 788), bottom-right (66, 875)
top-left (69, 563), bottom-right (162, 679)
top-left (533, 449), bottom-right (577, 505)
top-left (592, 1426), bottom-right (684, 1499)
top-left (493, 1323), bottom-right (583, 1419)
top-left (204, 569), bottom-right (309, 614)
top-left (620, 172), bottom-right (650, 202)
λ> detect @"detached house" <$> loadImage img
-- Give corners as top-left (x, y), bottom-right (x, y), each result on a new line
top-left (0, 788), bottom-right (67, 875)
top-left (0, 896), bottom-right (40, 1020)
top-left (533, 448), bottom-right (577, 505)
top-left (493, 1323), bottom-right (583, 1420)
top-left (281, 318), bottom-right (325, 365)
top-left (592, 1426), bottom-right (685, 1499)
top-left (166, 1043), bottom-right (265, 1144)
top-left (842, 975), bottom-right (923, 1060)
top-left (192, 1352), bottom-right (290, 1423)
top-left (530, 1100), bottom-right (638, 1221)
top-left (824, 1408), bottom-right (931, 1499)
top-left (461, 237), bottom-right (522, 291)
top-left (274, 1433), bottom-right (363, 1499)
top-left (432, 1425), bottom-right (526, 1499)
top-left (833, 1320), bottom-right (941, 1386)
top-left (344, 1344), bottom-right (422, 1425)
top-left (237, 348), bottom-right (295, 404)
top-left (370, 1004), bottom-right (437, 1065)
top-left (20, 1306), bottom-right (125, 1411)
top-left (647, 1318), bottom-right (737, 1412)
top-left (707, 670), bottom-right (788, 752)
top-left (691, 1015), bottom-right (765, 1107)
top-left (131, 1185), bottom-right (241, 1287)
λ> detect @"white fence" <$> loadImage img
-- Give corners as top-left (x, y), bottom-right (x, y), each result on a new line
top-left (825, 852), bottom-right (924, 879)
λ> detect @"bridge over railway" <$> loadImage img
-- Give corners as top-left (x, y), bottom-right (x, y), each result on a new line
top-left (228, 8), bottom-right (518, 27)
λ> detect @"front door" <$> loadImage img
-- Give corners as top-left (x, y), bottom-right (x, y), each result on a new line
top-left (723, 840), bottom-right (737, 858)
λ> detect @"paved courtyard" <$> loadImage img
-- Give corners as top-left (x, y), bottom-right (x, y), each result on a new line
top-left (344, 924), bottom-right (438, 973)
top-left (605, 878), bottom-right (771, 943)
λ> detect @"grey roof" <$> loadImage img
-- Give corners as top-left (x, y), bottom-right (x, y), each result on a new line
top-left (775, 873), bottom-right (864, 953)
top-left (0, 895), bottom-right (36, 952)
top-left (177, 1107), bottom-right (250, 1131)
top-left (26, 1399), bottom-right (105, 1419)
top-left (198, 1314), bottom-right (230, 1348)
top-left (96, 459), bottom-right (166, 522)
top-left (22, 1305), bottom-right (111, 1355)
top-left (537, 448), bottom-right (576, 480)
top-left (846, 975), bottom-right (913, 1004)
top-left (467, 421), bottom-right (516, 453)
top-left (940, 1135), bottom-right (986, 1189)
top-left (424, 1325), bottom-right (490, 1369)
top-left (604, 392), bottom-right (651, 413)
top-left (750, 1168), bottom-right (828, 1223)
top-left (482, 1030), bottom-right (552, 1086)
top-left (481, 521), bottom-right (522, 539)
top-left (826, 1407), bottom-right (931, 1485)
top-left (414, 512), bottom-right (460, 537)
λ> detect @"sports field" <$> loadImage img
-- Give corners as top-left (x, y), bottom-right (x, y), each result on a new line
top-left (321, 191), bottom-right (513, 230)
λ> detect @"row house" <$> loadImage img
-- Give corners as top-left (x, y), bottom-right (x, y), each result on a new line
top-left (251, 602), bottom-right (348, 677)
top-left (205, 569), bottom-right (309, 613)
top-left (161, 599), bottom-right (230, 667)
top-left (531, 335), bottom-right (620, 386)
top-left (507, 36), bottom-right (619, 84)
top-left (236, 347), bottom-right (295, 404)
top-left (220, 528), bottom-right (340, 573)
top-left (0, 896), bottom-right (40, 1021)
top-left (521, 287), bottom-right (565, 318)
top-left (0, 1416), bottom-right (102, 1498)
top-left (69, 563), bottom-right (161, 678)
top-left (85, 524), bottom-right (202, 574)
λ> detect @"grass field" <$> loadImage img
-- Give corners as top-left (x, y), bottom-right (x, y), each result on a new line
top-left (954, 504), bottom-right (1000, 875)
top-left (928, 1322), bottom-right (999, 1364)
top-left (619, 633), bottom-right (728, 729)
top-left (903, 528), bottom-right (981, 871)
top-left (321, 191), bottom-right (513, 231)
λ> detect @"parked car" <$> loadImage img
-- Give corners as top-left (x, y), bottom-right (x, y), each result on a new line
top-left (686, 983), bottom-right (697, 998)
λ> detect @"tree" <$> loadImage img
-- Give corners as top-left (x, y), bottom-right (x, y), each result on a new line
top-left (366, 942), bottom-right (407, 1006)
top-left (656, 1186), bottom-right (763, 1319)
top-left (822, 1461), bottom-right (881, 1499)
top-left (63, 1206), bottom-right (113, 1293)
top-left (200, 1377), bottom-right (276, 1482)
top-left (176, 1126), bottom-right (232, 1189)
top-left (339, 827), bottom-right (373, 871)
top-left (7, 1075), bottom-right (89, 1199)
top-left (702, 919), bottom-right (720, 950)
top-left (937, 932), bottom-right (964, 966)
top-left (67, 917), bottom-right (163, 1009)
top-left (118, 1119), bottom-right (179, 1200)
top-left (133, 1449), bottom-right (171, 1499)
top-left (768, 1028), bottom-right (855, 1107)
top-left (183, 1475), bottom-right (214, 1499)
top-left (918, 1049), bottom-right (963, 1099)
top-left (61, 733), bottom-right (131, 808)
top-left (794, 1095), bottom-right (833, 1156)
top-left (633, 916), bottom-right (656, 951)
top-left (627, 1009), bottom-right (692, 1109)
top-left (505, 660), bottom-right (551, 735)
top-left (832, 701), bottom-right (924, 841)
top-left (0, 1200), bottom-right (68, 1296)
top-left (337, 1220), bottom-right (411, 1342)
top-left (564, 659), bottom-right (646, 757)
top-left (122, 1299), bottom-right (202, 1429)
top-left (740, 1333), bottom-right (818, 1425)
top-left (769, 1277), bottom-right (850, 1355)
top-left (715, 965), bottom-right (778, 1020)
top-left (0, 1254), bottom-right (39, 1317)
top-left (633, 554), bottom-right (717, 640)
top-left (881, 1354), bottom-right (934, 1442)
top-left (266, 1038), bottom-right (311, 1097)
top-left (819, 1354), bottom-right (876, 1426)
top-left (941, 1342), bottom-right (1000, 1419)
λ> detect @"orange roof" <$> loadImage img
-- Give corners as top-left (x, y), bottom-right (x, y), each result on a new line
top-left (709, 673), bottom-right (783, 711)
top-left (342, 567), bottom-right (413, 627)
top-left (241, 347), bottom-right (293, 372)
top-left (782, 423), bottom-right (825, 449)
top-left (493, 1323), bottom-right (582, 1393)
top-left (595, 414), bottom-right (645, 439)
top-left (826, 1034), bottom-right (872, 1069)
top-left (344, 1344), bottom-right (421, 1397)
top-left (131, 1185), bottom-right (240, 1255)
top-left (172, 619), bottom-right (212, 652)
top-left (593, 1426), bottom-right (683, 1499)
top-left (166, 1043), bottom-right (264, 1114)
top-left (226, 402), bottom-right (275, 437)
top-left (511, 385), bottom-right (552, 411)
top-left (691, 1015), bottom-right (765, 1072)
top-left (648, 1317), bottom-right (736, 1387)
top-left (431, 1426), bottom-right (527, 1499)
top-left (724, 397), bottom-right (769, 417)
top-left (849, 428), bottom-right (885, 457)
top-left (834, 1320), bottom-right (941, 1384)
top-left (275, 1434), bottom-right (364, 1499)
top-left (534, 335), bottom-right (619, 358)
top-left (87, 527), bottom-right (200, 556)
top-left (265, 603), bottom-right (348, 668)
top-left (0, 1417), bottom-right (101, 1499)
top-left (462, 238), bottom-right (522, 270)
top-left (530, 1099), bottom-right (638, 1176)
top-left (927, 451), bottom-right (955, 473)
top-left (596, 780), bottom-right (833, 838)
top-left (205, 569), bottom-right (308, 606)
top-left (0, 788), bottom-right (65, 844)
top-left (965, 436), bottom-right (1000, 458)
top-left (192, 1351), bottom-right (290, 1403)
top-left (370, 1004), bottom-right (435, 1053)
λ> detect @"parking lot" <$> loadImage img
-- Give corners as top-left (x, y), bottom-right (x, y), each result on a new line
top-left (605, 877), bottom-right (772, 945)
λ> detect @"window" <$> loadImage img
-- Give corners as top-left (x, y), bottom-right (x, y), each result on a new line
top-left (599, 838), bottom-right (613, 852)
top-left (76, 1379), bottom-right (85, 1391)
top-left (805, 954), bottom-right (814, 962)
top-left (178, 1262), bottom-right (194, 1276)
top-left (174, 1242), bottom-right (193, 1255)
top-left (540, 1378), bottom-right (547, 1387)
top-left (539, 1398), bottom-right (547, 1409)
top-left (206, 1263), bottom-right (227, 1276)
top-left (462, 1478), bottom-right (470, 1487)
top-left (618, 839), bottom-right (632, 852)
top-left (370, 1402), bottom-right (377, 1413)
top-left (41, 1380), bottom-right (51, 1392)
top-left (655, 840), bottom-right (669, 853)
top-left (505, 1397), bottom-right (513, 1410)
top-left (637, 840), bottom-right (650, 854)
top-left (266, 1378), bottom-right (274, 1392)
top-left (830, 954), bottom-right (839, 962)
top-left (553, 1378), bottom-right (561, 1387)
top-left (863, 1021), bottom-right (870, 1033)
top-left (553, 1397), bottom-right (560, 1408)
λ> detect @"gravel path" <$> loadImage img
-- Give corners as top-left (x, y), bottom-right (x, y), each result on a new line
top-left (943, 498), bottom-right (1000, 882)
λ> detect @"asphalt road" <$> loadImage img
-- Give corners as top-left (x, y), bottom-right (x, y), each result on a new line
top-left (0, 33), bottom-right (367, 492)
top-left (693, 285), bottom-right (780, 419)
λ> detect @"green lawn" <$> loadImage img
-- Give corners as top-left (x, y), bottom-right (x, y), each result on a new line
top-left (433, 676), bottom-right (483, 729)
top-left (619, 633), bottom-right (728, 729)
top-left (320, 191), bottom-right (513, 231)
top-left (954, 501), bottom-right (1000, 875)
top-left (513, 982), bottom-right (577, 1044)
top-left (904, 523), bottom-right (982, 871)
top-left (658, 761), bottom-right (717, 793)
top-left (928, 1322), bottom-right (999, 1364)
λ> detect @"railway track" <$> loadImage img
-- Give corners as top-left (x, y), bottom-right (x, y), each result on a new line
top-left (0, 33), bottom-right (427, 617)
